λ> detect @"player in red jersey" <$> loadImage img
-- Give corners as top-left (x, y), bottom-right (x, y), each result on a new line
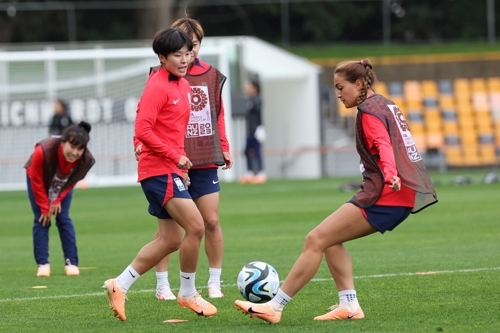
top-left (235, 59), bottom-right (438, 324)
top-left (25, 121), bottom-right (95, 278)
top-left (136, 17), bottom-right (233, 300)
top-left (103, 28), bottom-right (217, 322)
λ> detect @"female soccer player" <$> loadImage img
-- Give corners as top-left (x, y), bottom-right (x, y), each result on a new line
top-left (235, 59), bottom-right (437, 323)
top-left (103, 28), bottom-right (217, 322)
top-left (25, 121), bottom-right (95, 277)
top-left (135, 17), bottom-right (233, 300)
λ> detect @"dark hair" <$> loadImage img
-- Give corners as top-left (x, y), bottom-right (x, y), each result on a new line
top-left (61, 121), bottom-right (91, 149)
top-left (334, 59), bottom-right (377, 104)
top-left (248, 76), bottom-right (261, 94)
top-left (55, 99), bottom-right (68, 113)
top-left (152, 28), bottom-right (193, 57)
top-left (171, 17), bottom-right (204, 43)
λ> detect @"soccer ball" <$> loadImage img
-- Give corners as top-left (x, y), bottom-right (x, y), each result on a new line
top-left (237, 261), bottom-right (280, 303)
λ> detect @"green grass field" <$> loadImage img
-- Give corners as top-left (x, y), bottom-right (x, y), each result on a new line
top-left (288, 41), bottom-right (500, 59)
top-left (1, 171), bottom-right (499, 332)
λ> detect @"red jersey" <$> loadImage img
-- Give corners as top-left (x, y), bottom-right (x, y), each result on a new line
top-left (135, 67), bottom-right (191, 182)
top-left (26, 144), bottom-right (79, 215)
top-left (361, 112), bottom-right (415, 207)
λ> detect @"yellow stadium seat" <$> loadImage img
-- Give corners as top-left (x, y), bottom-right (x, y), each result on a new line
top-left (462, 145), bottom-right (481, 166)
top-left (471, 78), bottom-right (487, 92)
top-left (443, 121), bottom-right (459, 134)
top-left (439, 95), bottom-right (455, 109)
top-left (444, 146), bottom-right (463, 166)
top-left (454, 79), bottom-right (470, 94)
top-left (421, 80), bottom-right (438, 97)
top-left (487, 77), bottom-right (500, 92)
top-left (337, 100), bottom-right (356, 117)
top-left (479, 145), bottom-right (497, 165)
top-left (375, 81), bottom-right (388, 97)
top-left (404, 80), bottom-right (422, 102)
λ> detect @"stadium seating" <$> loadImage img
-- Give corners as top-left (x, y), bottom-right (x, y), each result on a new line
top-left (335, 76), bottom-right (500, 167)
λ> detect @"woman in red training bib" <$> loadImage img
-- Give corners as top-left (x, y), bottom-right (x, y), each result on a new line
top-left (25, 121), bottom-right (95, 278)
top-left (235, 59), bottom-right (437, 323)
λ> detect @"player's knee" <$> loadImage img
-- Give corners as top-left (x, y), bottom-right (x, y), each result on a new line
top-left (203, 216), bottom-right (220, 232)
top-left (303, 230), bottom-right (323, 251)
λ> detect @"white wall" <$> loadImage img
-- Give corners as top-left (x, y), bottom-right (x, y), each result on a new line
top-left (203, 36), bottom-right (323, 179)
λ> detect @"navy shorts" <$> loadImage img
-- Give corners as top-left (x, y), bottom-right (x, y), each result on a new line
top-left (361, 205), bottom-right (412, 234)
top-left (140, 173), bottom-right (191, 219)
top-left (188, 168), bottom-right (220, 199)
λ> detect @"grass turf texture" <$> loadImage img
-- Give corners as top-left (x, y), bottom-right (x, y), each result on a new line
top-left (0, 171), bottom-right (499, 332)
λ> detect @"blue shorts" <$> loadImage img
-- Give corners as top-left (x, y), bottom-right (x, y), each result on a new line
top-left (188, 168), bottom-right (220, 199)
top-left (140, 173), bottom-right (191, 219)
top-left (361, 205), bottom-right (412, 234)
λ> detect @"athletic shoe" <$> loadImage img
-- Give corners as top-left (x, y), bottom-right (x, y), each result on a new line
top-left (313, 303), bottom-right (364, 321)
top-left (208, 284), bottom-right (224, 298)
top-left (234, 300), bottom-right (282, 324)
top-left (36, 264), bottom-right (50, 277)
top-left (177, 291), bottom-right (217, 317)
top-left (238, 173), bottom-right (254, 184)
top-left (65, 265), bottom-right (80, 276)
top-left (156, 285), bottom-right (176, 300)
top-left (102, 278), bottom-right (127, 321)
top-left (250, 172), bottom-right (267, 184)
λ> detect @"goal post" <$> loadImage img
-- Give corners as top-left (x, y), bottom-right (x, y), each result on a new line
top-left (0, 45), bottom-right (234, 191)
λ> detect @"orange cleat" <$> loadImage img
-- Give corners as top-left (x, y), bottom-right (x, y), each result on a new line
top-left (177, 291), bottom-right (217, 317)
top-left (102, 279), bottom-right (127, 321)
top-left (234, 300), bottom-right (282, 324)
top-left (313, 303), bottom-right (364, 321)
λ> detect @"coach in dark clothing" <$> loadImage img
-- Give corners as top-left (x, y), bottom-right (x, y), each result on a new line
top-left (240, 78), bottom-right (267, 184)
top-left (49, 99), bottom-right (73, 136)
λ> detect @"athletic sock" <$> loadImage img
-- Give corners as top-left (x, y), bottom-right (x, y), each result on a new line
top-left (156, 271), bottom-right (170, 289)
top-left (338, 289), bottom-right (360, 312)
top-left (116, 265), bottom-right (140, 292)
top-left (269, 288), bottom-right (291, 312)
top-left (207, 267), bottom-right (222, 287)
top-left (179, 271), bottom-right (196, 297)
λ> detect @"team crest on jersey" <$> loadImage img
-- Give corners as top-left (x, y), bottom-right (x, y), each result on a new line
top-left (387, 104), bottom-right (422, 162)
top-left (174, 177), bottom-right (186, 191)
top-left (187, 86), bottom-right (213, 138)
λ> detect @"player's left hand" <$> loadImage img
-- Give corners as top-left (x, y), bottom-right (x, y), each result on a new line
top-left (222, 151), bottom-right (233, 170)
top-left (135, 144), bottom-right (142, 161)
top-left (49, 203), bottom-right (61, 217)
top-left (389, 176), bottom-right (401, 191)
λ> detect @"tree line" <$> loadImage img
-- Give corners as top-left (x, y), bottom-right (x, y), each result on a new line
top-left (0, 0), bottom-right (496, 46)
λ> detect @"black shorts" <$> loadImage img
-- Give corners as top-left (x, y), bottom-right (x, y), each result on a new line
top-left (140, 173), bottom-right (191, 219)
top-left (361, 205), bottom-right (412, 234)
top-left (188, 168), bottom-right (220, 199)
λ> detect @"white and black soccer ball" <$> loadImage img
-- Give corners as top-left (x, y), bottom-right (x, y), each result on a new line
top-left (237, 261), bottom-right (280, 303)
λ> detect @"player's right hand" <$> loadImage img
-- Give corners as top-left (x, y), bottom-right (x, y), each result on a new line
top-left (38, 214), bottom-right (51, 227)
top-left (177, 155), bottom-right (192, 170)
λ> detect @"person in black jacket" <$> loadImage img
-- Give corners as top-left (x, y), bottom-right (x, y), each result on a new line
top-left (239, 77), bottom-right (267, 184)
top-left (49, 99), bottom-right (73, 136)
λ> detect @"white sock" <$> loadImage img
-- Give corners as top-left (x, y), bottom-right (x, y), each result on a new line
top-left (116, 265), bottom-right (140, 292)
top-left (268, 288), bottom-right (291, 312)
top-left (208, 267), bottom-right (221, 287)
top-left (338, 290), bottom-right (360, 311)
top-left (156, 271), bottom-right (170, 289)
top-left (179, 271), bottom-right (196, 297)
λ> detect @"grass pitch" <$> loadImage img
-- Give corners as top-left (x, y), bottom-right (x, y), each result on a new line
top-left (0, 171), bottom-right (499, 332)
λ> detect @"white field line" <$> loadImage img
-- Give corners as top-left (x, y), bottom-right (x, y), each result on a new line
top-left (1, 266), bottom-right (499, 303)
